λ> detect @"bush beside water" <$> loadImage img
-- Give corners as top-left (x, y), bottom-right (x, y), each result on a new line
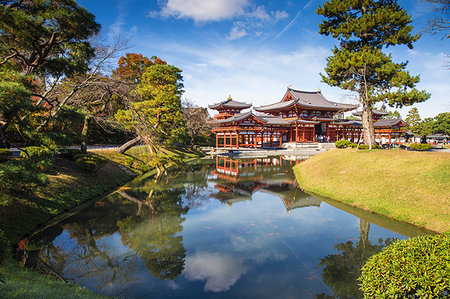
top-left (359, 234), bottom-right (450, 298)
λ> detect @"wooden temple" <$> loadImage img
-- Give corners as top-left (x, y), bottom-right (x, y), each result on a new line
top-left (209, 88), bottom-right (358, 148)
top-left (210, 88), bottom-right (408, 148)
top-left (332, 109), bottom-right (408, 144)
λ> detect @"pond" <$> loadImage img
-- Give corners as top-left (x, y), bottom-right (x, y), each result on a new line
top-left (23, 156), bottom-right (430, 298)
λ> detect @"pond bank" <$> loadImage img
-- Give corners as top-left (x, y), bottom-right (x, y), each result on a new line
top-left (293, 149), bottom-right (450, 234)
top-left (0, 146), bottom-right (203, 298)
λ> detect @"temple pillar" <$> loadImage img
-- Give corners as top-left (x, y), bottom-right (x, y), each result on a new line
top-left (236, 131), bottom-right (239, 149)
top-left (216, 133), bottom-right (219, 148)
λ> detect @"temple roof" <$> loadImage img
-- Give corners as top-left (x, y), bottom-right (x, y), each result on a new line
top-left (212, 111), bottom-right (320, 125)
top-left (209, 97), bottom-right (252, 110)
top-left (334, 118), bottom-right (407, 128)
top-left (254, 88), bottom-right (359, 112)
top-left (374, 118), bottom-right (408, 128)
top-left (352, 109), bottom-right (389, 117)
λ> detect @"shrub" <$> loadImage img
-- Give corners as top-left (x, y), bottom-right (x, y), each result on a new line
top-left (74, 154), bottom-right (107, 173)
top-left (20, 146), bottom-right (54, 170)
top-left (349, 143), bottom-right (358, 148)
top-left (357, 144), bottom-right (380, 150)
top-left (0, 229), bottom-right (9, 266)
top-left (359, 234), bottom-right (450, 298)
top-left (335, 140), bottom-right (352, 148)
top-left (410, 143), bottom-right (433, 151)
top-left (59, 148), bottom-right (83, 160)
top-left (0, 148), bottom-right (12, 162)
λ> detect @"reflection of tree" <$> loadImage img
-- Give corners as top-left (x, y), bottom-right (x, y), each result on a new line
top-left (317, 218), bottom-right (394, 298)
top-left (118, 185), bottom-right (188, 280)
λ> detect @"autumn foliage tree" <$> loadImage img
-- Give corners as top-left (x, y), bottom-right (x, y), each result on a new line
top-left (316, 0), bottom-right (430, 148)
top-left (114, 54), bottom-right (186, 175)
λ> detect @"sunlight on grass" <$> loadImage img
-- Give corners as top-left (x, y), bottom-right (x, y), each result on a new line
top-left (294, 149), bottom-right (450, 233)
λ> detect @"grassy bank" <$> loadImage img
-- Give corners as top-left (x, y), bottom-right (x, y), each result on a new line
top-left (0, 260), bottom-right (107, 298)
top-left (293, 149), bottom-right (450, 233)
top-left (0, 156), bottom-right (134, 243)
top-left (0, 145), bottom-right (203, 298)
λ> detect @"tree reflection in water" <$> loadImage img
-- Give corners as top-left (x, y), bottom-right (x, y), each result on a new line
top-left (317, 218), bottom-right (395, 298)
top-left (30, 163), bottom-right (211, 290)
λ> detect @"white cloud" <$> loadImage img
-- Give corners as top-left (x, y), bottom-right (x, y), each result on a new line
top-left (184, 252), bottom-right (248, 292)
top-left (158, 0), bottom-right (249, 22)
top-left (227, 23), bottom-right (248, 40)
top-left (273, 10), bottom-right (289, 20)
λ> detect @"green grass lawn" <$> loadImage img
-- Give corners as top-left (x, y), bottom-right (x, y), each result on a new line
top-left (293, 149), bottom-right (450, 233)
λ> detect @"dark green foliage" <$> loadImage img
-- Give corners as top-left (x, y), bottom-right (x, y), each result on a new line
top-left (0, 159), bottom-right (48, 193)
top-left (409, 143), bottom-right (433, 151)
top-left (74, 154), bottom-right (107, 173)
top-left (359, 234), bottom-right (450, 298)
top-left (357, 144), bottom-right (380, 150)
top-left (20, 146), bottom-right (54, 170)
top-left (0, 148), bottom-right (12, 162)
top-left (0, 0), bottom-right (100, 76)
top-left (350, 143), bottom-right (358, 148)
top-left (0, 230), bottom-right (9, 266)
top-left (335, 140), bottom-right (353, 148)
top-left (59, 148), bottom-right (83, 161)
top-left (316, 0), bottom-right (430, 145)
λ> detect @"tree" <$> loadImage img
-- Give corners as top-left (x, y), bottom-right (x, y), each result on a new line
top-left (423, 0), bottom-right (450, 39)
top-left (405, 107), bottom-right (422, 134)
top-left (386, 110), bottom-right (401, 119)
top-left (0, 0), bottom-right (100, 147)
top-left (317, 0), bottom-right (430, 148)
top-left (113, 53), bottom-right (166, 84)
top-left (0, 0), bottom-right (100, 76)
top-left (182, 99), bottom-right (212, 148)
top-left (114, 56), bottom-right (186, 175)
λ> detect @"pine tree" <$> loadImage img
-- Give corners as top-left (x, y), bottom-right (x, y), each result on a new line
top-left (317, 0), bottom-right (430, 148)
top-left (405, 107), bottom-right (422, 134)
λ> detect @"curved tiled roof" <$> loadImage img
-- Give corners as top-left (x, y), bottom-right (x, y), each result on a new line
top-left (374, 118), bottom-right (407, 128)
top-left (209, 98), bottom-right (252, 109)
top-left (352, 109), bottom-right (389, 117)
top-left (254, 88), bottom-right (358, 112)
top-left (211, 112), bottom-right (320, 126)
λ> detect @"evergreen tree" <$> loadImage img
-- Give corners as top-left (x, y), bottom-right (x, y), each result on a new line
top-left (316, 0), bottom-right (430, 148)
top-left (405, 107), bottom-right (422, 134)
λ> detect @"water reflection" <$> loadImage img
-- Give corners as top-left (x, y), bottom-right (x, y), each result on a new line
top-left (211, 156), bottom-right (321, 211)
top-left (19, 157), bottom-right (425, 298)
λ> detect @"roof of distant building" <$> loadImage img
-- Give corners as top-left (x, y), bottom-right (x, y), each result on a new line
top-left (209, 96), bottom-right (252, 109)
top-left (254, 88), bottom-right (358, 112)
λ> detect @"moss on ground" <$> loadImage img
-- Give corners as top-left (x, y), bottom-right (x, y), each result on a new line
top-left (293, 149), bottom-right (450, 233)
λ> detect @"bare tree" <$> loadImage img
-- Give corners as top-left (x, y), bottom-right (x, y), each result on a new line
top-left (182, 99), bottom-right (212, 148)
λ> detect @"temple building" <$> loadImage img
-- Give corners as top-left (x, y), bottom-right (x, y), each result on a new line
top-left (209, 88), bottom-right (408, 148)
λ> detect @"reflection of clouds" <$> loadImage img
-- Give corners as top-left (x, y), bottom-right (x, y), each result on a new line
top-left (227, 231), bottom-right (288, 265)
top-left (184, 252), bottom-right (248, 292)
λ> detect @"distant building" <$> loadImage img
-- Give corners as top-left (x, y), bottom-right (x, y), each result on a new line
top-left (209, 88), bottom-right (407, 148)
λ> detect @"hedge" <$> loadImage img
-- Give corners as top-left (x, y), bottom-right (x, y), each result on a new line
top-left (409, 144), bottom-right (433, 151)
top-left (335, 140), bottom-right (353, 148)
top-left (359, 234), bottom-right (449, 298)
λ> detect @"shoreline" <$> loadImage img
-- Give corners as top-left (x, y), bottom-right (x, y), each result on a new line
top-left (293, 149), bottom-right (450, 234)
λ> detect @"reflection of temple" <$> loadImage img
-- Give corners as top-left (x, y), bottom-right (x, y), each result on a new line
top-left (210, 156), bottom-right (321, 211)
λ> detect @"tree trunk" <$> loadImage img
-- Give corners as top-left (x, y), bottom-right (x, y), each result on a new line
top-left (80, 115), bottom-right (91, 153)
top-left (361, 103), bottom-right (375, 149)
top-left (117, 136), bottom-right (142, 154)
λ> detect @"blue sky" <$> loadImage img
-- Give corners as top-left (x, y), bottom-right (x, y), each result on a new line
top-left (78, 0), bottom-right (449, 118)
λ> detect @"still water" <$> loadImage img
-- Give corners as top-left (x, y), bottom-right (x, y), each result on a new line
top-left (26, 156), bottom-right (428, 298)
